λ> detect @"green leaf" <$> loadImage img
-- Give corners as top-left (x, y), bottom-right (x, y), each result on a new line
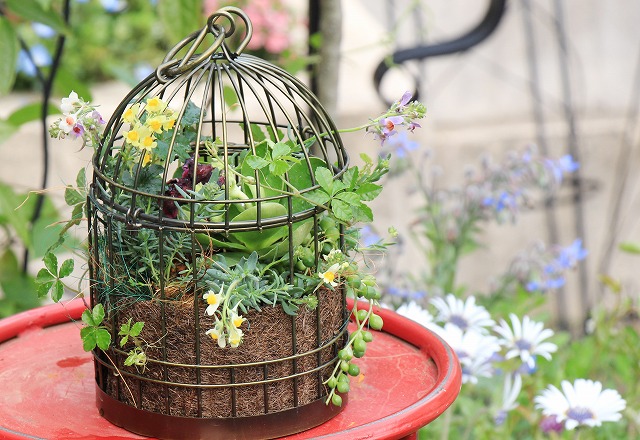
top-left (130, 321), bottom-right (144, 337)
top-left (157, 0), bottom-right (202, 52)
top-left (315, 167), bottom-right (334, 194)
top-left (81, 308), bottom-right (96, 327)
top-left (64, 187), bottom-right (84, 206)
top-left (95, 333), bottom-right (111, 351)
top-left (223, 86), bottom-right (238, 108)
top-left (0, 120), bottom-right (19, 144)
top-left (360, 153), bottom-right (373, 165)
top-left (229, 203), bottom-right (289, 251)
top-left (36, 267), bottom-right (54, 282)
top-left (7, 102), bottom-right (60, 126)
top-left (58, 258), bottom-right (74, 278)
top-left (80, 326), bottom-right (97, 351)
top-left (0, 250), bottom-right (39, 312)
top-left (342, 167), bottom-right (359, 190)
top-left (43, 252), bottom-right (58, 277)
top-left (356, 183), bottom-right (383, 202)
top-left (6, 0), bottom-right (67, 34)
top-left (304, 189), bottom-right (330, 207)
top-left (35, 281), bottom-right (53, 298)
top-left (269, 159), bottom-right (290, 176)
top-left (334, 192), bottom-right (361, 205)
top-left (245, 155), bottom-right (270, 170)
top-left (92, 303), bottom-right (106, 325)
top-left (271, 142), bottom-right (291, 160)
top-left (51, 279), bottom-right (64, 302)
top-left (331, 199), bottom-right (352, 223)
top-left (0, 17), bottom-right (19, 95)
top-left (619, 242), bottom-right (640, 255)
top-left (248, 124), bottom-right (267, 143)
top-left (0, 183), bottom-right (31, 247)
top-left (75, 168), bottom-right (86, 189)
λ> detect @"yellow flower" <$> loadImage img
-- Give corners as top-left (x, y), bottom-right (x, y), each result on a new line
top-left (146, 96), bottom-right (166, 114)
top-left (162, 114), bottom-right (177, 130)
top-left (146, 116), bottom-right (164, 134)
top-left (123, 124), bottom-right (143, 147)
top-left (140, 151), bottom-right (153, 167)
top-left (123, 103), bottom-right (140, 124)
top-left (319, 263), bottom-right (341, 287)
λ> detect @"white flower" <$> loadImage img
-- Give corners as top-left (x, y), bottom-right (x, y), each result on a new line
top-left (432, 323), bottom-right (500, 384)
top-left (58, 113), bottom-right (77, 134)
top-left (203, 287), bottom-right (223, 316)
top-left (535, 379), bottom-right (626, 430)
top-left (205, 321), bottom-right (226, 348)
top-left (431, 294), bottom-right (495, 333)
top-left (319, 263), bottom-right (340, 287)
top-left (228, 325), bottom-right (243, 348)
top-left (61, 91), bottom-right (80, 114)
top-left (396, 301), bottom-right (435, 329)
top-left (494, 314), bottom-right (557, 369)
top-left (495, 373), bottom-right (522, 425)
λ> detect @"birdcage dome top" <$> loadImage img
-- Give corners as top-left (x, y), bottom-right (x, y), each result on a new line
top-left (90, 7), bottom-right (347, 233)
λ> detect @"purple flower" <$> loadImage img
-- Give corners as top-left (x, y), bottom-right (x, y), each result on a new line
top-left (380, 115), bottom-right (404, 135)
top-left (71, 122), bottom-right (85, 139)
top-left (396, 91), bottom-right (412, 109)
top-left (540, 415), bottom-right (564, 434)
top-left (91, 110), bottom-right (106, 125)
top-left (163, 156), bottom-right (214, 218)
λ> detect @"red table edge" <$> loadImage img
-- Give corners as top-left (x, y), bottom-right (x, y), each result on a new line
top-left (0, 299), bottom-right (461, 440)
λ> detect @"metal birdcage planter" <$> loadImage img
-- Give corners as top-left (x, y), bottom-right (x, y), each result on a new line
top-left (87, 7), bottom-right (349, 439)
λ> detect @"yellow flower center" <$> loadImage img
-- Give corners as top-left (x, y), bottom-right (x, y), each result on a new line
top-left (209, 332), bottom-right (219, 340)
top-left (141, 136), bottom-right (156, 149)
top-left (123, 108), bottom-right (136, 124)
top-left (147, 117), bottom-right (163, 133)
top-left (323, 271), bottom-right (336, 283)
top-left (233, 317), bottom-right (244, 328)
top-left (125, 130), bottom-right (139, 143)
top-left (146, 97), bottom-right (164, 113)
top-left (206, 295), bottom-right (218, 306)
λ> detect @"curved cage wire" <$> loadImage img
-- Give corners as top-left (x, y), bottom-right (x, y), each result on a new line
top-left (87, 7), bottom-right (349, 433)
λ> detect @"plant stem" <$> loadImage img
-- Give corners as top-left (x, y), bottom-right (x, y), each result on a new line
top-left (440, 407), bottom-right (452, 440)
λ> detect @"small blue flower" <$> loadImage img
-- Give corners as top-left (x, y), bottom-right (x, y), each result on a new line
top-left (556, 239), bottom-right (588, 269)
top-left (101, 0), bottom-right (125, 12)
top-left (133, 63), bottom-right (154, 82)
top-left (386, 287), bottom-right (426, 301)
top-left (359, 225), bottom-right (381, 247)
top-left (16, 45), bottom-right (52, 76)
top-left (385, 131), bottom-right (418, 158)
top-left (547, 154), bottom-right (579, 184)
top-left (32, 23), bottom-right (56, 39)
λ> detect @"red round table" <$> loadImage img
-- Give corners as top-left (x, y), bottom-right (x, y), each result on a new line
top-left (0, 299), bottom-right (461, 440)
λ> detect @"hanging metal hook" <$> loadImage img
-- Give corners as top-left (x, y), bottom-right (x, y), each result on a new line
top-left (155, 7), bottom-right (253, 83)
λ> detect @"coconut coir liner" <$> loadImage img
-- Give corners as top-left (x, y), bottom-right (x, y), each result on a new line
top-left (98, 286), bottom-right (345, 418)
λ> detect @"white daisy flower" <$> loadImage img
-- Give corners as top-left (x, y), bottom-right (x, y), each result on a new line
top-left (396, 301), bottom-right (435, 329)
top-left (431, 294), bottom-right (495, 333)
top-left (535, 379), bottom-right (626, 430)
top-left (494, 314), bottom-right (557, 369)
top-left (432, 323), bottom-right (500, 384)
top-left (494, 373), bottom-right (522, 425)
